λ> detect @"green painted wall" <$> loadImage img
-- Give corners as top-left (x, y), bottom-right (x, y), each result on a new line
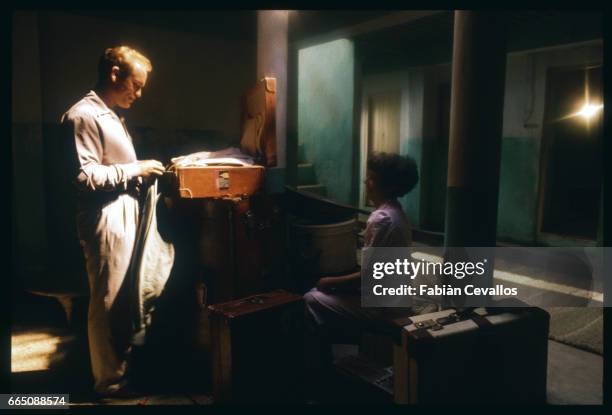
top-left (418, 136), bottom-right (541, 244)
top-left (400, 138), bottom-right (422, 227)
top-left (419, 134), bottom-right (600, 246)
top-left (496, 137), bottom-right (540, 243)
top-left (400, 71), bottom-right (425, 227)
top-left (298, 39), bottom-right (354, 204)
top-left (421, 136), bottom-right (448, 233)
top-left (415, 135), bottom-right (541, 244)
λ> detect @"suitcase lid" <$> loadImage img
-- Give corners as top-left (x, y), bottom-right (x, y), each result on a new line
top-left (208, 290), bottom-right (303, 319)
top-left (240, 77), bottom-right (277, 167)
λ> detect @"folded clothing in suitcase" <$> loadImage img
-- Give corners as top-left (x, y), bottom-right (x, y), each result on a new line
top-left (208, 290), bottom-right (305, 403)
top-left (169, 77), bottom-right (276, 199)
top-left (393, 302), bottom-right (550, 404)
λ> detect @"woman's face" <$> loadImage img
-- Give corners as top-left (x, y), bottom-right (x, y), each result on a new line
top-left (365, 170), bottom-right (384, 204)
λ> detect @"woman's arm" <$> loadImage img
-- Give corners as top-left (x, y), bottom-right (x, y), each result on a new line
top-left (317, 271), bottom-right (361, 293)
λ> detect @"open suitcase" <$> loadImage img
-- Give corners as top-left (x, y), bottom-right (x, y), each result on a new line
top-left (393, 303), bottom-right (550, 404)
top-left (167, 77), bottom-right (283, 303)
top-left (171, 77), bottom-right (277, 199)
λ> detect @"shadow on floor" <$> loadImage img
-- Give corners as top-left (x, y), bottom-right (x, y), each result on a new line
top-left (10, 289), bottom-right (603, 405)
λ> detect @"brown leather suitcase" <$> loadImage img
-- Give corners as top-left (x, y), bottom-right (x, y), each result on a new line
top-left (208, 290), bottom-right (305, 403)
top-left (172, 77), bottom-right (276, 199)
top-left (195, 194), bottom-right (285, 304)
top-left (174, 166), bottom-right (265, 199)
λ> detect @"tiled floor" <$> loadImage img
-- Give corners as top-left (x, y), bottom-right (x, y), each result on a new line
top-left (10, 285), bottom-right (604, 405)
top-left (10, 324), bottom-right (214, 406)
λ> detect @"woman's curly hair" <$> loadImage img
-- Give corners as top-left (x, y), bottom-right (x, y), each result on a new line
top-left (367, 152), bottom-right (419, 199)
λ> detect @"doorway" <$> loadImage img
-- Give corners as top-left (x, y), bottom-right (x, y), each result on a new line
top-left (538, 65), bottom-right (602, 240)
top-left (423, 82), bottom-right (451, 232)
top-left (364, 90), bottom-right (401, 206)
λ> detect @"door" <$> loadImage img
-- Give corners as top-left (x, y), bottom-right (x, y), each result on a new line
top-left (538, 65), bottom-right (602, 240)
top-left (424, 82), bottom-right (451, 232)
top-left (364, 90), bottom-right (401, 206)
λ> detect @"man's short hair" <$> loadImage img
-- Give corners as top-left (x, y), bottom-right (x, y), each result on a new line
top-left (367, 152), bottom-right (419, 199)
top-left (97, 46), bottom-right (152, 85)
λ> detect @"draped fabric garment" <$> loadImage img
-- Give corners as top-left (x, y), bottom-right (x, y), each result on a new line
top-left (128, 179), bottom-right (175, 346)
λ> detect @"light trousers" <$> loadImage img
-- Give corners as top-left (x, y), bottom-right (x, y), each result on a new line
top-left (79, 194), bottom-right (139, 394)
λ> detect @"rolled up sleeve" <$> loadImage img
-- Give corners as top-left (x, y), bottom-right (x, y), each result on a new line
top-left (364, 212), bottom-right (393, 247)
top-left (65, 114), bottom-right (140, 192)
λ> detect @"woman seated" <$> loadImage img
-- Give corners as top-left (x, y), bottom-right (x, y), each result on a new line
top-left (304, 152), bottom-right (433, 392)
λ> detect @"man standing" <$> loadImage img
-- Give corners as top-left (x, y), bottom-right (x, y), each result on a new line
top-left (61, 46), bottom-right (164, 397)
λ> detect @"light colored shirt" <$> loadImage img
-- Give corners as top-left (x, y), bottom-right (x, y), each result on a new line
top-left (363, 199), bottom-right (412, 247)
top-left (61, 90), bottom-right (140, 193)
top-left (61, 90), bottom-right (140, 242)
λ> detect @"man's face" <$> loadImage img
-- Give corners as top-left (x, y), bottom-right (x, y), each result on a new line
top-left (112, 62), bottom-right (148, 109)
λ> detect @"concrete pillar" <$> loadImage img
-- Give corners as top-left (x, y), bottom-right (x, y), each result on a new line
top-left (442, 11), bottom-right (508, 308)
top-left (285, 11), bottom-right (299, 189)
top-left (257, 10), bottom-right (289, 193)
top-left (444, 11), bottom-right (508, 247)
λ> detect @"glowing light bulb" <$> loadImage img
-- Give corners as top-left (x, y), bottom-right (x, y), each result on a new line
top-left (576, 103), bottom-right (603, 120)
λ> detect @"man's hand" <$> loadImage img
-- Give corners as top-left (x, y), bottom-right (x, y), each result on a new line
top-left (137, 160), bottom-right (165, 178)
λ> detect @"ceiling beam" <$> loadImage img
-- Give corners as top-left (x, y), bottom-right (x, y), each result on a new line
top-left (294, 10), bottom-right (444, 49)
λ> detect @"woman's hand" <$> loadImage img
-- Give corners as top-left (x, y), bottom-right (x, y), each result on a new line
top-left (316, 272), bottom-right (361, 294)
top-left (316, 277), bottom-right (341, 293)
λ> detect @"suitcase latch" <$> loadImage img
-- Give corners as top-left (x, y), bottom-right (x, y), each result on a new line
top-left (217, 170), bottom-right (230, 190)
top-left (248, 295), bottom-right (265, 304)
top-left (415, 319), bottom-right (443, 331)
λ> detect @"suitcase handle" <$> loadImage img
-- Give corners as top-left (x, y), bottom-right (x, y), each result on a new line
top-left (235, 295), bottom-right (267, 306)
top-left (416, 309), bottom-right (474, 330)
top-left (179, 187), bottom-right (193, 198)
top-left (428, 308), bottom-right (496, 331)
top-left (248, 295), bottom-right (265, 305)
